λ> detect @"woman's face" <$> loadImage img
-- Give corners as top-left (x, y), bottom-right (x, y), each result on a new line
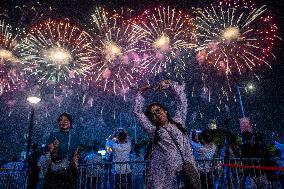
top-left (59, 115), bottom-right (71, 130)
top-left (149, 105), bottom-right (169, 126)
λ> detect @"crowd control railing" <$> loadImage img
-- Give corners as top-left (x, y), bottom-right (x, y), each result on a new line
top-left (0, 158), bottom-right (283, 189)
top-left (77, 160), bottom-right (148, 189)
top-left (0, 168), bottom-right (27, 189)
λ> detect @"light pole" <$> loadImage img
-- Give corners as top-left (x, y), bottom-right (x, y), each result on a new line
top-left (236, 84), bottom-right (254, 118)
top-left (26, 96), bottom-right (41, 157)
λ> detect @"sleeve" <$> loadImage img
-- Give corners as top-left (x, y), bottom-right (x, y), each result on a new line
top-left (275, 141), bottom-right (284, 150)
top-left (133, 93), bottom-right (156, 139)
top-left (47, 132), bottom-right (55, 145)
top-left (189, 131), bottom-right (192, 141)
top-left (171, 82), bottom-right (188, 125)
top-left (72, 132), bottom-right (80, 154)
top-left (191, 141), bottom-right (200, 150)
top-left (75, 132), bottom-right (80, 148)
top-left (37, 156), bottom-right (43, 168)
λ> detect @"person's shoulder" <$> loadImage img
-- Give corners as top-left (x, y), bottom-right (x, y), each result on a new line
top-left (126, 140), bottom-right (132, 146)
top-left (47, 131), bottom-right (60, 143)
top-left (122, 142), bottom-right (132, 149)
top-left (39, 155), bottom-right (45, 161)
top-left (275, 141), bottom-right (284, 145)
top-left (191, 141), bottom-right (200, 145)
top-left (70, 129), bottom-right (77, 134)
top-left (70, 129), bottom-right (79, 138)
top-left (49, 131), bottom-right (60, 137)
top-left (113, 142), bottom-right (130, 150)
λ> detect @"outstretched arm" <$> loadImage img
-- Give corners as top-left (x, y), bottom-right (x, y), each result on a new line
top-left (171, 82), bottom-right (187, 125)
top-left (157, 80), bottom-right (187, 124)
top-left (133, 93), bottom-right (156, 139)
top-left (275, 141), bottom-right (284, 151)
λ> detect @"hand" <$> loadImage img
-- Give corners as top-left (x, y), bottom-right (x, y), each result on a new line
top-left (53, 138), bottom-right (60, 149)
top-left (138, 84), bottom-right (153, 94)
top-left (73, 148), bottom-right (79, 168)
top-left (111, 128), bottom-right (119, 139)
top-left (48, 138), bottom-right (59, 154)
top-left (158, 80), bottom-right (172, 90)
top-left (113, 137), bottom-right (118, 142)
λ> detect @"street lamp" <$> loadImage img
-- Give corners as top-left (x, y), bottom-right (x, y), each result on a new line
top-left (236, 83), bottom-right (254, 118)
top-left (26, 96), bottom-right (41, 157)
top-left (247, 84), bottom-right (254, 90)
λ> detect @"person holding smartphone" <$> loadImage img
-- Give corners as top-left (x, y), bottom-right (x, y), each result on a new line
top-left (44, 113), bottom-right (80, 189)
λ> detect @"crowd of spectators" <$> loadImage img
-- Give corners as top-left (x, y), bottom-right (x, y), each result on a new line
top-left (0, 90), bottom-right (283, 189)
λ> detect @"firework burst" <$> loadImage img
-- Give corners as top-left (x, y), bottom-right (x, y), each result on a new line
top-left (0, 20), bottom-right (26, 94)
top-left (89, 7), bottom-right (146, 95)
top-left (19, 18), bottom-right (95, 87)
top-left (193, 0), bottom-right (277, 75)
top-left (132, 6), bottom-right (196, 77)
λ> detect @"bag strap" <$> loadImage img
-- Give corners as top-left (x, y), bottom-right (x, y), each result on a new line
top-left (166, 129), bottom-right (202, 189)
top-left (164, 128), bottom-right (185, 164)
top-left (145, 126), bottom-right (160, 160)
top-left (66, 132), bottom-right (71, 159)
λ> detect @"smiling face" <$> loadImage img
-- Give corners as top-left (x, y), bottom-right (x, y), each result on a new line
top-left (149, 105), bottom-right (169, 126)
top-left (58, 115), bottom-right (71, 131)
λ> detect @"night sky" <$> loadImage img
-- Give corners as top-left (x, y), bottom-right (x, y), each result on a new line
top-left (0, 0), bottom-right (283, 161)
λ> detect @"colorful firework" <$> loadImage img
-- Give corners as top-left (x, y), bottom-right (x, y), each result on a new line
top-left (132, 6), bottom-right (196, 77)
top-left (0, 20), bottom-right (26, 94)
top-left (193, 0), bottom-right (277, 75)
top-left (19, 18), bottom-right (95, 86)
top-left (112, 7), bottom-right (135, 20)
top-left (89, 7), bottom-right (146, 95)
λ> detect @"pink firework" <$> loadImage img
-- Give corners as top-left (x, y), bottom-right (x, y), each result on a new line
top-left (0, 20), bottom-right (26, 94)
top-left (89, 7), bottom-right (147, 95)
top-left (194, 0), bottom-right (278, 75)
top-left (131, 6), bottom-right (197, 76)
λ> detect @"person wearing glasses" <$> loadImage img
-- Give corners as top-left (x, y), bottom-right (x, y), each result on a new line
top-left (134, 80), bottom-right (200, 189)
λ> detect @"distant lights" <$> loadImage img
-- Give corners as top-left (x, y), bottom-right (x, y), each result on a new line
top-left (27, 96), bottom-right (41, 104)
top-left (247, 84), bottom-right (254, 90)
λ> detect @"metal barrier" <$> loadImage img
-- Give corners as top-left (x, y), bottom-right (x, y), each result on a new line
top-left (77, 158), bottom-right (283, 189)
top-left (0, 158), bottom-right (283, 189)
top-left (77, 161), bottom-right (148, 189)
top-left (0, 169), bottom-right (27, 189)
top-left (196, 158), bottom-right (283, 189)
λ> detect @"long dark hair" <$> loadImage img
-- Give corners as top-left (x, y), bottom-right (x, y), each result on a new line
top-left (145, 103), bottom-right (188, 143)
